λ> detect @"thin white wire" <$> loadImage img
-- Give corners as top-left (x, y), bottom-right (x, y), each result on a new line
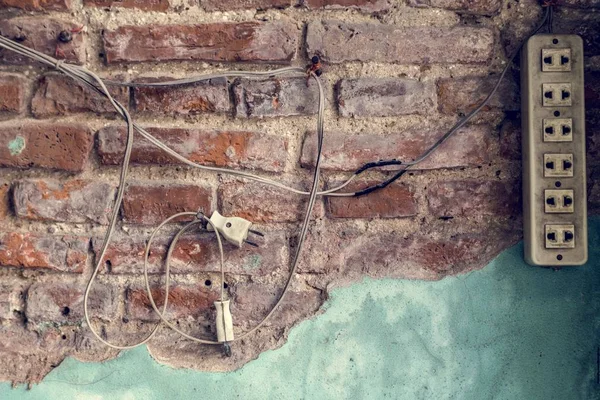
top-left (0, 7), bottom-right (551, 347)
top-left (0, 36), bottom-right (329, 348)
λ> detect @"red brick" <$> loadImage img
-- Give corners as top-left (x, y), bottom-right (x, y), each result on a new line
top-left (200, 0), bottom-right (292, 11)
top-left (219, 181), bottom-right (324, 223)
top-left (427, 180), bottom-right (520, 217)
top-left (337, 78), bottom-right (436, 118)
top-left (0, 232), bottom-right (88, 273)
top-left (93, 230), bottom-right (288, 275)
top-left (438, 75), bottom-right (519, 115)
top-left (133, 77), bottom-right (229, 116)
top-left (126, 285), bottom-right (219, 321)
top-left (121, 182), bottom-right (213, 225)
top-left (408, 0), bottom-right (501, 15)
top-left (0, 181), bottom-right (9, 220)
top-left (231, 282), bottom-right (323, 328)
top-left (0, 122), bottom-right (92, 172)
top-left (97, 126), bottom-right (287, 172)
top-left (0, 17), bottom-right (85, 65)
top-left (0, 0), bottom-right (72, 11)
top-left (326, 180), bottom-right (417, 219)
top-left (32, 73), bottom-right (129, 118)
top-left (26, 282), bottom-right (118, 324)
top-left (0, 74), bottom-right (28, 115)
top-left (301, 125), bottom-right (495, 171)
top-left (103, 21), bottom-right (299, 64)
top-left (306, 21), bottom-right (494, 64)
top-left (83, 0), bottom-right (169, 11)
top-left (234, 77), bottom-right (319, 118)
top-left (302, 0), bottom-right (391, 12)
top-left (13, 179), bottom-right (115, 224)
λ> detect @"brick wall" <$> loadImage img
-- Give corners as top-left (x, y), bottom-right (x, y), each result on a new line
top-left (0, 0), bottom-right (599, 384)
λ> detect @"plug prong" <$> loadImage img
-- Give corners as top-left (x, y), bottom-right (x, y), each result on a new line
top-left (249, 229), bottom-right (264, 237)
top-left (244, 240), bottom-right (259, 247)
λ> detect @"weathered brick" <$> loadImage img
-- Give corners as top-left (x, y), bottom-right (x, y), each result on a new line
top-left (554, 8), bottom-right (600, 57)
top-left (303, 225), bottom-right (520, 279)
top-left (0, 17), bottom-right (85, 65)
top-left (438, 75), bottom-right (519, 115)
top-left (97, 126), bottom-right (287, 172)
top-left (0, 232), bottom-right (88, 273)
top-left (83, 0), bottom-right (169, 11)
top-left (32, 74), bottom-right (129, 118)
top-left (93, 230), bottom-right (287, 275)
top-left (326, 180), bottom-right (417, 219)
top-left (0, 0), bottom-right (72, 11)
top-left (554, 0), bottom-right (600, 8)
top-left (586, 71), bottom-right (600, 111)
top-left (200, 0), bottom-right (292, 11)
top-left (408, 0), bottom-right (501, 15)
top-left (499, 118), bottom-right (520, 161)
top-left (231, 283), bottom-right (323, 328)
top-left (427, 180), bottom-right (520, 217)
top-left (0, 181), bottom-right (9, 220)
top-left (0, 324), bottom-right (64, 385)
top-left (27, 282), bottom-right (118, 325)
top-left (306, 21), bottom-right (494, 64)
top-left (13, 179), bottom-right (115, 224)
top-left (587, 111), bottom-right (600, 163)
top-left (133, 77), bottom-right (229, 116)
top-left (0, 74), bottom-right (28, 115)
top-left (219, 181), bottom-right (324, 223)
top-left (121, 183), bottom-right (212, 225)
top-left (233, 77), bottom-right (319, 118)
top-left (126, 285), bottom-right (218, 321)
top-left (0, 282), bottom-right (23, 320)
top-left (301, 125), bottom-right (495, 171)
top-left (0, 122), bottom-right (91, 172)
top-left (337, 78), bottom-right (436, 118)
top-left (103, 21), bottom-right (299, 64)
top-left (0, 286), bottom-right (11, 320)
top-left (590, 167), bottom-right (600, 214)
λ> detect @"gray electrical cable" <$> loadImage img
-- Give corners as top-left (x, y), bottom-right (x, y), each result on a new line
top-left (0, 4), bottom-right (551, 348)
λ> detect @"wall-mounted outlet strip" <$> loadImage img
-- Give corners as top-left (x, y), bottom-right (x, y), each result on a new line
top-left (522, 34), bottom-right (587, 266)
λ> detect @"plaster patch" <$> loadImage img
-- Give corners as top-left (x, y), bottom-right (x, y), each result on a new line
top-left (8, 136), bottom-right (25, 156)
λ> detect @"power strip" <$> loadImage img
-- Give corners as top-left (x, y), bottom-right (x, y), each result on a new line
top-left (521, 34), bottom-right (588, 266)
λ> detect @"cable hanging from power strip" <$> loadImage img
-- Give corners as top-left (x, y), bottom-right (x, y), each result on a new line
top-left (0, 4), bottom-right (554, 355)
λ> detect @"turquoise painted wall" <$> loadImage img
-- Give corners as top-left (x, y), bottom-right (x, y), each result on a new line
top-left (2, 219), bottom-right (600, 400)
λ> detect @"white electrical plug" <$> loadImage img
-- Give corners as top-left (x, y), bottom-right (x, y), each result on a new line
top-left (207, 210), bottom-right (263, 248)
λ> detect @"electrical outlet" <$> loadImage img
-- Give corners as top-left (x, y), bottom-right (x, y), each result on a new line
top-left (545, 224), bottom-right (576, 249)
top-left (542, 83), bottom-right (572, 107)
top-left (521, 34), bottom-right (587, 266)
top-left (544, 154), bottom-right (573, 177)
top-left (543, 118), bottom-right (573, 142)
top-left (544, 189), bottom-right (574, 213)
top-left (542, 48), bottom-right (572, 72)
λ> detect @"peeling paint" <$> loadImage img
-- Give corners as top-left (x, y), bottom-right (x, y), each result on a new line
top-left (7, 135), bottom-right (25, 156)
top-left (2, 217), bottom-right (600, 399)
